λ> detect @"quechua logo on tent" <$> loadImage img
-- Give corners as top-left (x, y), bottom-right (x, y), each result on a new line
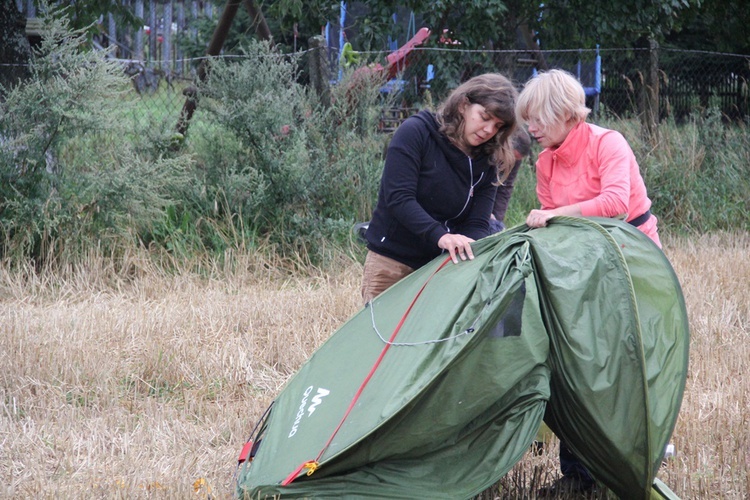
top-left (288, 386), bottom-right (330, 438)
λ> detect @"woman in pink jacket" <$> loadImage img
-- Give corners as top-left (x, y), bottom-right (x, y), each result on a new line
top-left (516, 69), bottom-right (662, 494)
top-left (517, 69), bottom-right (661, 249)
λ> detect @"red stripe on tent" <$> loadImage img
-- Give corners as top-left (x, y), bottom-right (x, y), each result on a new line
top-left (281, 256), bottom-right (452, 486)
top-left (238, 440), bottom-right (253, 464)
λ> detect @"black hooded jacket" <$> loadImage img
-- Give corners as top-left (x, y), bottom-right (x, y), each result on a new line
top-left (365, 110), bottom-right (498, 269)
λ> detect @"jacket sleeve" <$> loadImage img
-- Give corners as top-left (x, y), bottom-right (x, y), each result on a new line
top-left (578, 131), bottom-right (632, 217)
top-left (492, 159), bottom-right (522, 222)
top-left (380, 119), bottom-right (449, 246)
top-left (535, 151), bottom-right (554, 210)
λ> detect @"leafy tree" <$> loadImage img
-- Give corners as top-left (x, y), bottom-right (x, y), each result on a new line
top-left (522, 0), bottom-right (701, 49)
top-left (259, 0), bottom-right (702, 52)
top-left (665, 0), bottom-right (750, 53)
top-left (49, 0), bottom-right (142, 37)
top-left (262, 0), bottom-right (338, 52)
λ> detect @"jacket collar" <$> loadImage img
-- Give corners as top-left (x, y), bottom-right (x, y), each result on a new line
top-left (546, 121), bottom-right (589, 166)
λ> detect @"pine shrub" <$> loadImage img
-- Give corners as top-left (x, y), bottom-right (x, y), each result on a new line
top-left (190, 40), bottom-right (390, 264)
top-left (0, 13), bottom-right (192, 265)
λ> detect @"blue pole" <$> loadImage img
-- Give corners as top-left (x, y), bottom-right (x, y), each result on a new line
top-left (339, 2), bottom-right (346, 54)
top-left (339, 2), bottom-right (346, 80)
top-left (594, 44), bottom-right (601, 93)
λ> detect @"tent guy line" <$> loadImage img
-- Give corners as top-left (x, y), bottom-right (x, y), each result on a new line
top-left (283, 255), bottom-right (452, 485)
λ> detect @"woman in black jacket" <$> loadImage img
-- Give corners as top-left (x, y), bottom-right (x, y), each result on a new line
top-left (362, 73), bottom-right (518, 303)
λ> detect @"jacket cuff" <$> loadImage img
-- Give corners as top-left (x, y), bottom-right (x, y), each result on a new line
top-left (427, 226), bottom-right (448, 247)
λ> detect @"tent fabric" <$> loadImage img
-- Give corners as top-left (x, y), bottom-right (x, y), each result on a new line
top-left (236, 217), bottom-right (689, 499)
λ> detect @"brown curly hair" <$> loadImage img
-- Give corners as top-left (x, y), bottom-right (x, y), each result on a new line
top-left (436, 73), bottom-right (518, 184)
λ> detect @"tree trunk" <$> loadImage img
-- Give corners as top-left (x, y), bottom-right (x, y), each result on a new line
top-left (175, 0), bottom-right (241, 137)
top-left (308, 35), bottom-right (330, 107)
top-left (162, 0), bottom-right (173, 75)
top-left (134, 0), bottom-right (144, 60)
top-left (0, 1), bottom-right (32, 99)
top-left (243, 0), bottom-right (272, 42)
top-left (519, 23), bottom-right (548, 71)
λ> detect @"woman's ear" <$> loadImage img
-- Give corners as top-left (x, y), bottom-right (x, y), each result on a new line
top-left (457, 97), bottom-right (467, 115)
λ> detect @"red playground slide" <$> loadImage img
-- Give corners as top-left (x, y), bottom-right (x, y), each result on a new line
top-left (351, 27), bottom-right (431, 84)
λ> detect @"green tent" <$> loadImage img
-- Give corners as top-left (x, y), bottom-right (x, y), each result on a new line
top-left (236, 217), bottom-right (689, 499)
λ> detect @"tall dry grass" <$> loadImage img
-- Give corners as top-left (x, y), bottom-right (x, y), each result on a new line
top-left (1, 232), bottom-right (748, 499)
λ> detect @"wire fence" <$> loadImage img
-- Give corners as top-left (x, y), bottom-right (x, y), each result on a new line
top-left (33, 46), bottom-right (750, 147)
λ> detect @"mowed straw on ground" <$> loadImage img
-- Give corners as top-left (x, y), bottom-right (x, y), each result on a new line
top-left (1, 232), bottom-right (748, 499)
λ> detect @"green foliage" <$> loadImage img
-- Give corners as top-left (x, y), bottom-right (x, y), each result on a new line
top-left (502, 155), bottom-right (542, 229)
top-left (186, 40), bottom-right (389, 264)
top-left (47, 0), bottom-right (142, 40)
top-left (665, 0), bottom-right (750, 53)
top-left (263, 1), bottom-right (338, 53)
top-left (527, 0), bottom-right (701, 49)
top-left (0, 13), bottom-right (192, 263)
top-left (416, 0), bottom-right (514, 48)
top-left (655, 115), bottom-right (748, 232)
top-left (178, 1), bottom-right (337, 58)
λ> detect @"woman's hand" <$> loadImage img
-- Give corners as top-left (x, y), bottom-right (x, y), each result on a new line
top-left (526, 204), bottom-right (582, 228)
top-left (438, 233), bottom-right (475, 264)
top-left (526, 209), bottom-right (556, 228)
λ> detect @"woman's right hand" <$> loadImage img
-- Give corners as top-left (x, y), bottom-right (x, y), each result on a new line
top-left (526, 209), bottom-right (556, 228)
top-left (438, 233), bottom-right (475, 264)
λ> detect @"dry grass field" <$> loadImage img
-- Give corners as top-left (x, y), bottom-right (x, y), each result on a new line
top-left (1, 231), bottom-right (748, 499)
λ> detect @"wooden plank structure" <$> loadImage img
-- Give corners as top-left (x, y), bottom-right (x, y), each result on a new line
top-left (25, 16), bottom-right (43, 46)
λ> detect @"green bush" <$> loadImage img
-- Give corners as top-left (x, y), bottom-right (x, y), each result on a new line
top-left (186, 40), bottom-right (391, 264)
top-left (0, 14), bottom-right (192, 264)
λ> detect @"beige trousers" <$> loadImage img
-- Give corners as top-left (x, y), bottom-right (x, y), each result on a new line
top-left (361, 250), bottom-right (415, 304)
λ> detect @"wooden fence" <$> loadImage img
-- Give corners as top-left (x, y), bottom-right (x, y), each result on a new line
top-left (19, 0), bottom-right (215, 77)
top-left (600, 48), bottom-right (750, 122)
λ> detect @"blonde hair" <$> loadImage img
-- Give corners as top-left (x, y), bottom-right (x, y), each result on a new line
top-left (516, 69), bottom-right (590, 132)
top-left (437, 73), bottom-right (518, 183)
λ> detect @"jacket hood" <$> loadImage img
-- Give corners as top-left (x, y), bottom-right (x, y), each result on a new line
top-left (412, 110), bottom-right (471, 164)
top-left (412, 110), bottom-right (494, 168)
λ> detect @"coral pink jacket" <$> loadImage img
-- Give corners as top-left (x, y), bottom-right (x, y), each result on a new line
top-left (535, 121), bottom-right (661, 247)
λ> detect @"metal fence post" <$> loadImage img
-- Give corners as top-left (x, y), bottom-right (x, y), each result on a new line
top-left (148, 0), bottom-right (157, 64)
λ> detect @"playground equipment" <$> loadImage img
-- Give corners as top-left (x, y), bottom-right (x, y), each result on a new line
top-left (531, 45), bottom-right (602, 116)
